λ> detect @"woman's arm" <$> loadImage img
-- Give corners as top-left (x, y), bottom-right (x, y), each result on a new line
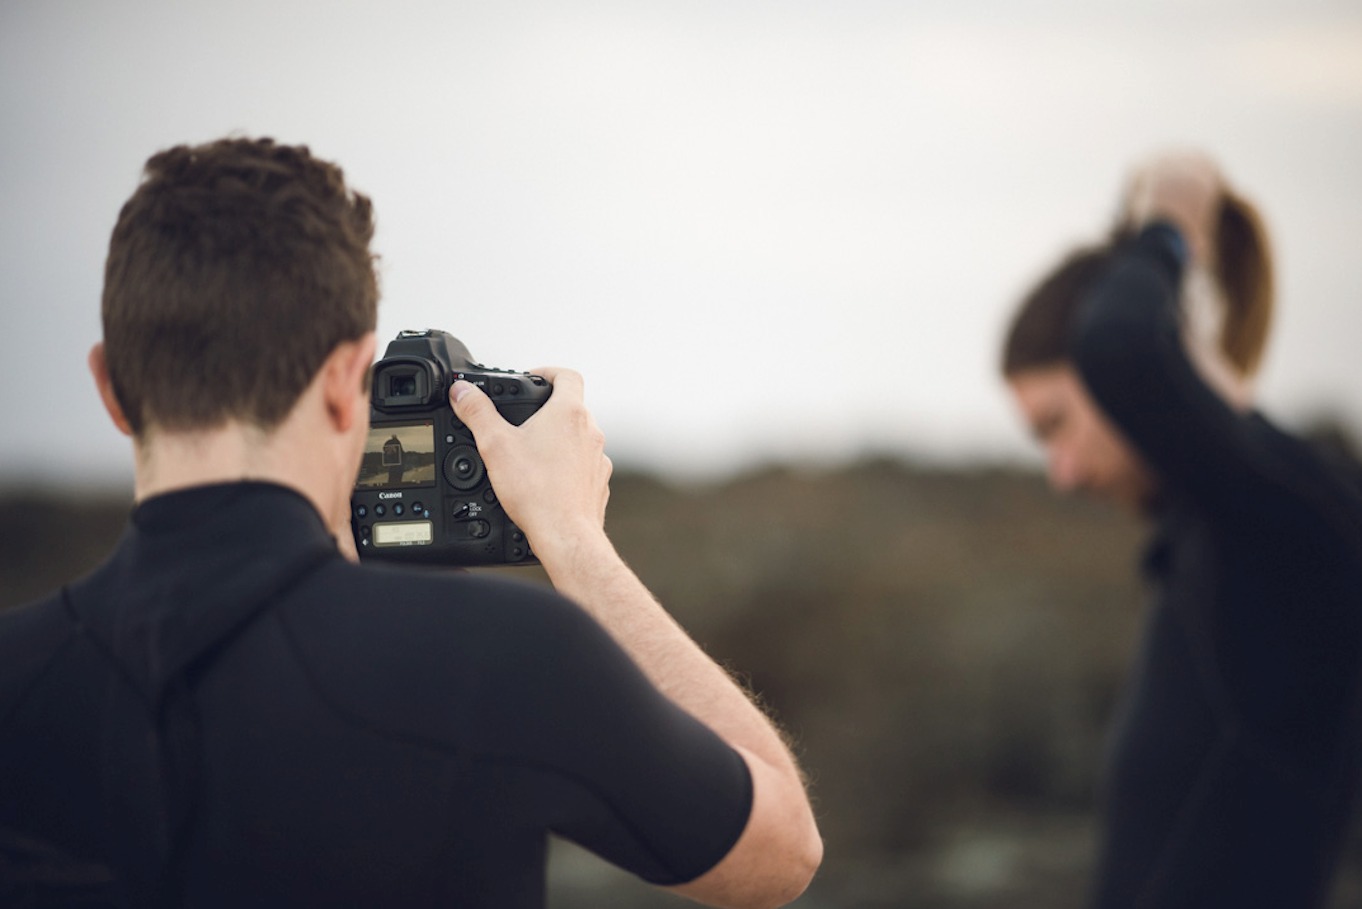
top-left (1072, 157), bottom-right (1283, 517)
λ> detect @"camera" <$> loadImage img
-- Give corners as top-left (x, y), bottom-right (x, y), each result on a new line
top-left (350, 330), bottom-right (551, 566)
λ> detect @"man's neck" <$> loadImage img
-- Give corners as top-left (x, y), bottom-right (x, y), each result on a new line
top-left (133, 420), bottom-right (341, 529)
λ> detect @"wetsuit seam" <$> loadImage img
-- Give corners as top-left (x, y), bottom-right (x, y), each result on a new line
top-left (0, 623), bottom-right (83, 730)
top-left (59, 587), bottom-right (155, 712)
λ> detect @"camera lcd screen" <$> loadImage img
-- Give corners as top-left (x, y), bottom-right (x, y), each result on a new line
top-left (373, 521), bottom-right (434, 547)
top-left (356, 422), bottom-right (436, 489)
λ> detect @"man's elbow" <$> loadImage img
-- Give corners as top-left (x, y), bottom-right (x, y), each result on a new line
top-left (676, 807), bottom-right (823, 909)
top-left (745, 761), bottom-right (824, 907)
top-left (769, 824), bottom-right (823, 907)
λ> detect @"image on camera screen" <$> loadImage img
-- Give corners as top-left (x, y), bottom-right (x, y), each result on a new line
top-left (356, 422), bottom-right (436, 490)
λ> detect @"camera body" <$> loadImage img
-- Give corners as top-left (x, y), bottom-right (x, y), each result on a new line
top-left (351, 330), bottom-right (551, 566)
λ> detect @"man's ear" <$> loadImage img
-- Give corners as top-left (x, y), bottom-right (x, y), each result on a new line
top-left (322, 332), bottom-right (378, 432)
top-left (88, 343), bottom-right (134, 437)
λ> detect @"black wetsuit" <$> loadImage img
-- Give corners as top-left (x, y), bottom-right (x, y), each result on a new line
top-left (1075, 225), bottom-right (1362, 907)
top-left (0, 483), bottom-right (752, 907)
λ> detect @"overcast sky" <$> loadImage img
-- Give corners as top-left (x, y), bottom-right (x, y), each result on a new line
top-left (3, 0), bottom-right (1360, 486)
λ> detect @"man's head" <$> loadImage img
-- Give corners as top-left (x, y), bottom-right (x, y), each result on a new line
top-left (99, 136), bottom-right (379, 438)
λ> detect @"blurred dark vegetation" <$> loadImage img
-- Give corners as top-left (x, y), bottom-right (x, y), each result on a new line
top-left (3, 453), bottom-right (1361, 907)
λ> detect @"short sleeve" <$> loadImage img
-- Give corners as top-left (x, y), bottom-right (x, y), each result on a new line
top-left (468, 597), bottom-right (754, 883)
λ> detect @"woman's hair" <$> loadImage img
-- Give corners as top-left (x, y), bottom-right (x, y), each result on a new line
top-left (1214, 190), bottom-right (1274, 376)
top-left (1000, 243), bottom-right (1114, 377)
top-left (1000, 192), bottom-right (1275, 379)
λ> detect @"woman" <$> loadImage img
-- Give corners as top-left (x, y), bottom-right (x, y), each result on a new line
top-left (1001, 153), bottom-right (1362, 908)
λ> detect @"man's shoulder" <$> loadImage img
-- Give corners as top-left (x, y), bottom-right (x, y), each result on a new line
top-left (285, 560), bottom-right (610, 670)
top-left (308, 560), bottom-right (577, 625)
top-left (0, 589), bottom-right (78, 714)
top-left (272, 561), bottom-right (639, 750)
top-left (0, 589), bottom-right (73, 650)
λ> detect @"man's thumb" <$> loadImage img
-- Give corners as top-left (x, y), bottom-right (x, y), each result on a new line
top-left (450, 380), bottom-right (496, 432)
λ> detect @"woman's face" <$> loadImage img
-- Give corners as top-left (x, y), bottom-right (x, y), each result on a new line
top-left (1007, 363), bottom-right (1156, 512)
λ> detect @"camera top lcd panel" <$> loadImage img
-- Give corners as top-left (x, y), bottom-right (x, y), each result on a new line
top-left (350, 330), bottom-right (551, 566)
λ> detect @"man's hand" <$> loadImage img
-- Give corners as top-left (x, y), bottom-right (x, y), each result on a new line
top-left (332, 517), bottom-right (361, 563)
top-left (448, 367), bottom-right (613, 562)
top-left (1121, 149), bottom-right (1223, 264)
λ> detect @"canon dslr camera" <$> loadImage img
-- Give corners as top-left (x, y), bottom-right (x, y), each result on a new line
top-left (350, 330), bottom-right (551, 565)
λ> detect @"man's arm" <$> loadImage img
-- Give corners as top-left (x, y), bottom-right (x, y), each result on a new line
top-left (451, 371), bottom-right (822, 909)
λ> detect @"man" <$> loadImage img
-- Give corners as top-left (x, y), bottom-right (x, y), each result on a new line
top-left (0, 137), bottom-right (821, 907)
top-left (1001, 153), bottom-right (1362, 907)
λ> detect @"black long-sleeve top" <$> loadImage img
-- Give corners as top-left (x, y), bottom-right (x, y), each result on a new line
top-left (1074, 224), bottom-right (1362, 908)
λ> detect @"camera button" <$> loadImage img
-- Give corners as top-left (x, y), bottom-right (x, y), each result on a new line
top-left (468, 520), bottom-right (491, 539)
top-left (375, 504), bottom-right (386, 517)
top-left (355, 505), bottom-right (368, 519)
top-left (482, 489), bottom-right (497, 505)
top-left (393, 504), bottom-right (405, 516)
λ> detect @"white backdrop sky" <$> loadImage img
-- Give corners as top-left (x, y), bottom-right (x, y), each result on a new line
top-left (3, 0), bottom-right (1360, 485)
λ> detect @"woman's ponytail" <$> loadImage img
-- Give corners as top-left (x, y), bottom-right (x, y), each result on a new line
top-left (1214, 190), bottom-right (1275, 377)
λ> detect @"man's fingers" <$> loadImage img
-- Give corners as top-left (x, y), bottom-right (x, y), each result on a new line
top-left (530, 367), bottom-right (584, 402)
top-left (450, 380), bottom-right (504, 439)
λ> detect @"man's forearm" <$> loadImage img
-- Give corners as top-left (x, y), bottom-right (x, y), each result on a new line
top-left (535, 528), bottom-right (789, 768)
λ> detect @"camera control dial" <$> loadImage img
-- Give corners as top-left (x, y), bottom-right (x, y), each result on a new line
top-left (443, 446), bottom-right (485, 491)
